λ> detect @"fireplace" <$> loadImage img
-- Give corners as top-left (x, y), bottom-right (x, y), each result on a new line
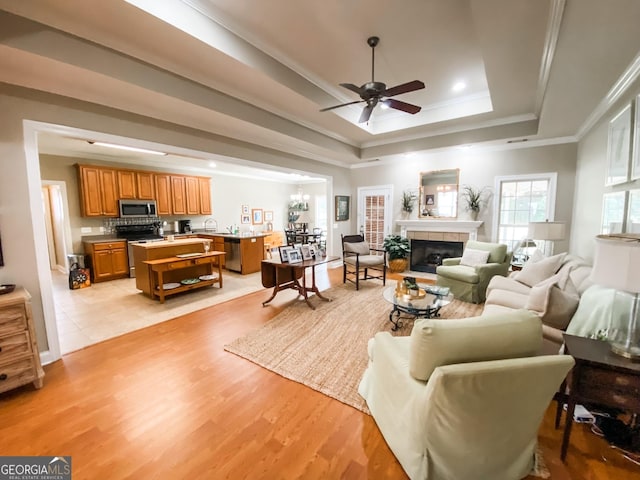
top-left (410, 239), bottom-right (464, 273)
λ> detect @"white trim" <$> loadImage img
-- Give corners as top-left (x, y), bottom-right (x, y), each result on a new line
top-left (23, 120), bottom-right (62, 363)
top-left (492, 172), bottom-right (558, 243)
top-left (357, 185), bottom-right (394, 239)
top-left (396, 220), bottom-right (483, 240)
top-left (535, 0), bottom-right (565, 115)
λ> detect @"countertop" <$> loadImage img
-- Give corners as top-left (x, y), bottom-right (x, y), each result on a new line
top-left (129, 238), bottom-right (207, 249)
top-left (189, 231), bottom-right (269, 239)
top-left (81, 235), bottom-right (123, 244)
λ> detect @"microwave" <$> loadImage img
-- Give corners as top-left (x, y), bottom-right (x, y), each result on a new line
top-left (119, 199), bottom-right (158, 218)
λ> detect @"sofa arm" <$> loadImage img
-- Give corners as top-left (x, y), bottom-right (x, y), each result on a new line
top-left (442, 257), bottom-right (461, 266)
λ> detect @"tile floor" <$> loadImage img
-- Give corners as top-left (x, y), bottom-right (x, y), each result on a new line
top-left (51, 269), bottom-right (264, 355)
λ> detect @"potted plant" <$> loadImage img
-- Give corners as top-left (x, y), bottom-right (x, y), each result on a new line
top-left (383, 234), bottom-right (410, 273)
top-left (461, 185), bottom-right (490, 220)
top-left (401, 190), bottom-right (417, 214)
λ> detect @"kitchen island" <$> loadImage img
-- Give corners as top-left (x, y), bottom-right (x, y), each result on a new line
top-left (192, 232), bottom-right (267, 275)
top-left (131, 238), bottom-right (224, 299)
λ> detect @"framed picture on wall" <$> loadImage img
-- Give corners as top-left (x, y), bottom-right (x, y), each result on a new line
top-left (601, 191), bottom-right (626, 234)
top-left (241, 205), bottom-right (250, 215)
top-left (252, 209), bottom-right (263, 225)
top-left (605, 104), bottom-right (632, 186)
top-left (264, 210), bottom-right (274, 222)
top-left (335, 195), bottom-right (350, 221)
top-left (633, 95), bottom-right (640, 180)
top-left (241, 214), bottom-right (251, 224)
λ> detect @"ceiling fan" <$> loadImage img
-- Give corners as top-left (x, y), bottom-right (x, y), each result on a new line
top-left (320, 36), bottom-right (425, 123)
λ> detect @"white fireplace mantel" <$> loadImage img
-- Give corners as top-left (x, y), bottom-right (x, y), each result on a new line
top-left (396, 219), bottom-right (483, 240)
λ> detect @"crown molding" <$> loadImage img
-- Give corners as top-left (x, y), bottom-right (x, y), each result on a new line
top-left (535, 0), bottom-right (566, 115)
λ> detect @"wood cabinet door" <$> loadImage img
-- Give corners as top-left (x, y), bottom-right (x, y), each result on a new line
top-left (100, 169), bottom-right (119, 217)
top-left (80, 166), bottom-right (104, 216)
top-left (110, 245), bottom-right (129, 276)
top-left (93, 249), bottom-right (115, 280)
top-left (171, 176), bottom-right (186, 215)
top-left (185, 176), bottom-right (200, 215)
top-left (239, 237), bottom-right (264, 274)
top-left (117, 171), bottom-right (137, 199)
top-left (136, 172), bottom-right (155, 200)
top-left (155, 174), bottom-right (172, 215)
top-left (198, 177), bottom-right (212, 215)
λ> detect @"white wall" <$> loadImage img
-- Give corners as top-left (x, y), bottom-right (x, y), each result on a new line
top-left (350, 143), bottom-right (578, 252)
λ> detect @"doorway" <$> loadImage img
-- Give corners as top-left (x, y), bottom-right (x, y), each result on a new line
top-left (357, 185), bottom-right (393, 250)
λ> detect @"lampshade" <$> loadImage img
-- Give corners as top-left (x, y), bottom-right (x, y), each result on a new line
top-left (591, 234), bottom-right (640, 359)
top-left (527, 221), bottom-right (566, 241)
top-left (590, 234), bottom-right (640, 293)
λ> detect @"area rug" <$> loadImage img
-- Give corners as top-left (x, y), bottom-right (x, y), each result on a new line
top-left (224, 283), bottom-right (551, 478)
top-left (224, 282), bottom-right (483, 413)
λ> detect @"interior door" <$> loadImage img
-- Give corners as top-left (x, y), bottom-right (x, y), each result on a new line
top-left (357, 185), bottom-right (393, 250)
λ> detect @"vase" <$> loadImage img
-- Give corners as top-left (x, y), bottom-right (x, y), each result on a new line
top-left (388, 258), bottom-right (408, 273)
top-left (469, 210), bottom-right (479, 221)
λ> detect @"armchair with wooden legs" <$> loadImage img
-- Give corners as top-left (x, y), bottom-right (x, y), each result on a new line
top-left (342, 234), bottom-right (387, 290)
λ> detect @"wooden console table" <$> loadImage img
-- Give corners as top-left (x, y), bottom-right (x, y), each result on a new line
top-left (143, 251), bottom-right (224, 303)
top-left (261, 256), bottom-right (338, 309)
top-left (557, 334), bottom-right (640, 461)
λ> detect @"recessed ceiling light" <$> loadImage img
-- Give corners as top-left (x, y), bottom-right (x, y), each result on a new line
top-left (452, 81), bottom-right (466, 92)
top-left (208, 161), bottom-right (217, 168)
top-left (87, 141), bottom-right (167, 156)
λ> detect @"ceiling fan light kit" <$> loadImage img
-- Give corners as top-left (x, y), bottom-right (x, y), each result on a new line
top-left (320, 36), bottom-right (425, 123)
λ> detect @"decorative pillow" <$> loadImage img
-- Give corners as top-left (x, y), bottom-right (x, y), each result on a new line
top-left (525, 274), bottom-right (580, 330)
top-left (344, 241), bottom-right (370, 255)
top-left (408, 310), bottom-right (542, 381)
top-left (460, 248), bottom-right (490, 267)
top-left (514, 252), bottom-right (567, 287)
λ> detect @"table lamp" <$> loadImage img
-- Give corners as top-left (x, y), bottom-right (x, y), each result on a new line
top-left (590, 234), bottom-right (640, 359)
top-left (514, 239), bottom-right (538, 264)
top-left (528, 220), bottom-right (566, 256)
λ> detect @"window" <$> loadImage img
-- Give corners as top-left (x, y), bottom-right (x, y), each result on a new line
top-left (494, 173), bottom-right (557, 253)
top-left (315, 195), bottom-right (327, 232)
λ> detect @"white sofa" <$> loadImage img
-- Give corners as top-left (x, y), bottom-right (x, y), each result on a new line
top-left (483, 253), bottom-right (594, 352)
top-left (358, 309), bottom-right (574, 480)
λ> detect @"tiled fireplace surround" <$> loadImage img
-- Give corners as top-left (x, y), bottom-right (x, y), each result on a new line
top-left (396, 219), bottom-right (484, 273)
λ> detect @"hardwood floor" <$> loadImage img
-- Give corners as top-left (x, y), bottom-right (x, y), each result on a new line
top-left (0, 268), bottom-right (637, 479)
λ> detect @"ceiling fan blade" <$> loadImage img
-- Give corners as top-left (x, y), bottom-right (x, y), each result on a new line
top-left (319, 99), bottom-right (364, 112)
top-left (359, 103), bottom-right (375, 123)
top-left (383, 80), bottom-right (425, 98)
top-left (339, 83), bottom-right (365, 96)
top-left (383, 98), bottom-right (422, 115)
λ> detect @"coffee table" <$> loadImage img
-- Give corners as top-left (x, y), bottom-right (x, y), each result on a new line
top-left (382, 284), bottom-right (453, 330)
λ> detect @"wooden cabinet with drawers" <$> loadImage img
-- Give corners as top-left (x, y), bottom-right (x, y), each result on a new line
top-left (0, 288), bottom-right (44, 394)
top-left (83, 240), bottom-right (129, 283)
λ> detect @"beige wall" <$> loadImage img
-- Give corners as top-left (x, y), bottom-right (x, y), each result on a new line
top-left (39, 154), bottom-right (325, 254)
top-left (0, 83), bottom-right (350, 356)
top-left (350, 143), bottom-right (578, 252)
top-left (572, 78), bottom-right (640, 260)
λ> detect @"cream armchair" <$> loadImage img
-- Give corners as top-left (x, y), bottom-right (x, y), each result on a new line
top-left (436, 240), bottom-right (512, 303)
top-left (358, 310), bottom-right (573, 480)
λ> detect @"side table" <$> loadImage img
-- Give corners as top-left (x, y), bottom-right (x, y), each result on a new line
top-left (557, 334), bottom-right (640, 461)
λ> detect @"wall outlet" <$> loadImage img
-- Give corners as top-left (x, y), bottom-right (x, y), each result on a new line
top-left (80, 227), bottom-right (92, 234)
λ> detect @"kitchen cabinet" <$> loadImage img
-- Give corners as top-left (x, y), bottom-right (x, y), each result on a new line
top-left (171, 176), bottom-right (187, 215)
top-left (79, 165), bottom-right (119, 217)
top-left (79, 164), bottom-right (212, 217)
top-left (154, 174), bottom-right (172, 215)
top-left (198, 177), bottom-right (212, 215)
top-left (0, 288), bottom-right (44, 394)
top-left (117, 170), bottom-right (137, 199)
top-left (136, 172), bottom-right (155, 200)
top-left (185, 176), bottom-right (200, 215)
top-left (239, 236), bottom-right (264, 274)
top-left (84, 240), bottom-right (129, 283)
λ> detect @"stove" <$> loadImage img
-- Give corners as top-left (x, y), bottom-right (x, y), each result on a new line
top-left (116, 224), bottom-right (163, 242)
top-left (116, 224), bottom-right (164, 277)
